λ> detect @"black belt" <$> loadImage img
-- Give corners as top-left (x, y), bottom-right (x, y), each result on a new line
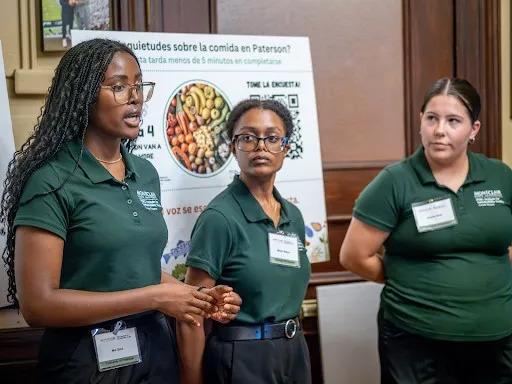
top-left (213, 318), bottom-right (301, 341)
top-left (92, 310), bottom-right (161, 330)
top-left (45, 311), bottom-right (162, 338)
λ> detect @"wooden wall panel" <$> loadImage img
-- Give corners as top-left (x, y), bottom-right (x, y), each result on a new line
top-left (113, 0), bottom-right (212, 33)
top-left (312, 168), bottom-right (381, 275)
top-left (215, 0), bottom-right (405, 166)
top-left (455, 0), bottom-right (501, 158)
top-left (0, 328), bottom-right (42, 384)
top-left (404, 0), bottom-right (501, 158)
top-left (161, 0), bottom-right (211, 33)
top-left (403, 0), bottom-right (454, 154)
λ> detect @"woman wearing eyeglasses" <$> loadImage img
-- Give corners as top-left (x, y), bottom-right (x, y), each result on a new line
top-left (0, 39), bottom-right (241, 383)
top-left (178, 99), bottom-right (312, 384)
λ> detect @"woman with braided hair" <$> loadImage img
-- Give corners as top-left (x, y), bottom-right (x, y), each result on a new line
top-left (0, 38), bottom-right (240, 383)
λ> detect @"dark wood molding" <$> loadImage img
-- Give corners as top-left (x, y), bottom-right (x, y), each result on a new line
top-left (454, 0), bottom-right (501, 158)
top-left (112, 0), bottom-right (212, 33)
top-left (209, 0), bottom-right (218, 33)
top-left (403, 0), bottom-right (501, 158)
top-left (322, 160), bottom-right (398, 170)
top-left (0, 327), bottom-right (43, 383)
top-left (402, 0), bottom-right (454, 156)
top-left (310, 271), bottom-right (363, 286)
top-left (111, 0), bottom-right (143, 31)
top-left (146, 0), bottom-right (164, 31)
top-left (402, 0), bottom-right (413, 155)
top-left (326, 214), bottom-right (352, 223)
top-left (0, 328), bottom-right (43, 362)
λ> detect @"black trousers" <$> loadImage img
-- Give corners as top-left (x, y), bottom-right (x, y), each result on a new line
top-left (38, 312), bottom-right (179, 384)
top-left (379, 314), bottom-right (512, 384)
top-left (203, 332), bottom-right (312, 384)
top-left (60, 1), bottom-right (74, 39)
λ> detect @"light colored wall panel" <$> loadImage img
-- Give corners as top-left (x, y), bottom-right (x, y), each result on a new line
top-left (216, 0), bottom-right (405, 164)
top-left (0, 0), bottom-right (57, 149)
top-left (0, 0), bottom-right (57, 328)
top-left (317, 282), bottom-right (382, 384)
top-left (0, 0), bottom-right (22, 76)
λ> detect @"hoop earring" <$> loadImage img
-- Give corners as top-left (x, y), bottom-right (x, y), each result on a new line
top-left (468, 136), bottom-right (476, 144)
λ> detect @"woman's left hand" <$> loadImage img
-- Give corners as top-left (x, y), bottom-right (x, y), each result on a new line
top-left (201, 285), bottom-right (242, 323)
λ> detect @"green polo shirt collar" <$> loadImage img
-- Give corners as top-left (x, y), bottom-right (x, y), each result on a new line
top-left (230, 176), bottom-right (291, 225)
top-left (66, 139), bottom-right (138, 183)
top-left (410, 147), bottom-right (486, 186)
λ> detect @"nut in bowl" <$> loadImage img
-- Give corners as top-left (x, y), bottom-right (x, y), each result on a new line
top-left (165, 82), bottom-right (232, 176)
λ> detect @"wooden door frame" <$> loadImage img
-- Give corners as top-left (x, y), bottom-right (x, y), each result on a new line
top-left (403, 0), bottom-right (501, 158)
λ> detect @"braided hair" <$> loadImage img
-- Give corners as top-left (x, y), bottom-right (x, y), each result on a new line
top-left (0, 38), bottom-right (139, 306)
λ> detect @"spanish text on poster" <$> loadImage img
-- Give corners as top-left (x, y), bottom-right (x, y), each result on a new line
top-left (72, 30), bottom-right (329, 279)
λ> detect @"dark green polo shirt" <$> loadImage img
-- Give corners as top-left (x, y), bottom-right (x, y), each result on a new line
top-left (354, 148), bottom-right (512, 341)
top-left (186, 176), bottom-right (311, 324)
top-left (14, 139), bottom-right (167, 292)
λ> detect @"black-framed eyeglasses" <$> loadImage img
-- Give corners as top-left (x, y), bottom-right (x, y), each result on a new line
top-left (100, 82), bottom-right (155, 104)
top-left (232, 134), bottom-right (289, 153)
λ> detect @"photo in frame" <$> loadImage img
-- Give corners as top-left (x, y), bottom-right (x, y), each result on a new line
top-left (41, 0), bottom-right (111, 52)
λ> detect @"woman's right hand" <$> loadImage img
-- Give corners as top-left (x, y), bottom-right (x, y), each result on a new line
top-left (155, 283), bottom-right (216, 326)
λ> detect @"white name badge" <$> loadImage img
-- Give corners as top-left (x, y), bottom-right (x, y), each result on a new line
top-left (411, 197), bottom-right (457, 233)
top-left (268, 232), bottom-right (300, 268)
top-left (92, 326), bottom-right (141, 372)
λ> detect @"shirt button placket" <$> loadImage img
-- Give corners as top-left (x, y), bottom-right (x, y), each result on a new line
top-left (458, 187), bottom-right (464, 211)
top-left (122, 183), bottom-right (139, 222)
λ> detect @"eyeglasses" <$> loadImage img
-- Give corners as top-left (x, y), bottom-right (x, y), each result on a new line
top-left (100, 82), bottom-right (155, 104)
top-left (232, 134), bottom-right (289, 153)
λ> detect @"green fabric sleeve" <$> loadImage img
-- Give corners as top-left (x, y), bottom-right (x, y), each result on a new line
top-left (14, 168), bottom-right (69, 240)
top-left (353, 168), bottom-right (400, 232)
top-left (186, 208), bottom-right (232, 280)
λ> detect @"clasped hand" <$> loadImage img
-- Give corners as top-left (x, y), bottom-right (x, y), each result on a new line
top-left (200, 286), bottom-right (242, 324)
top-left (157, 283), bottom-right (241, 326)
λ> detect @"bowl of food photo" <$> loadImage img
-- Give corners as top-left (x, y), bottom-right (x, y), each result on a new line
top-left (164, 81), bottom-right (232, 176)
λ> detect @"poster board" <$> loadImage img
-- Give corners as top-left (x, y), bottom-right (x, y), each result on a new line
top-left (72, 30), bottom-right (329, 278)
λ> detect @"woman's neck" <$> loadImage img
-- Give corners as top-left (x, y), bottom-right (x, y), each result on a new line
top-left (426, 151), bottom-right (469, 193)
top-left (84, 130), bottom-right (122, 161)
top-left (239, 173), bottom-right (276, 203)
top-left (240, 173), bottom-right (281, 227)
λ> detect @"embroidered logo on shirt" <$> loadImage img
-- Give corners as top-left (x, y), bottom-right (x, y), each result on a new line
top-left (473, 190), bottom-right (504, 207)
top-left (136, 190), bottom-right (162, 211)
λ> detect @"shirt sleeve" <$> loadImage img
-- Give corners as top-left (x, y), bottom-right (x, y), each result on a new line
top-left (186, 208), bottom-right (232, 280)
top-left (353, 168), bottom-right (400, 232)
top-left (504, 163), bottom-right (512, 206)
top-left (14, 168), bottom-right (70, 240)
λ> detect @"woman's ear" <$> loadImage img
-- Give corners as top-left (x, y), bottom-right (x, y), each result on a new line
top-left (471, 120), bottom-right (481, 139)
top-left (283, 144), bottom-right (290, 157)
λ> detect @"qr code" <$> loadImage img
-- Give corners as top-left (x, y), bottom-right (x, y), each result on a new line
top-left (248, 94), bottom-right (303, 159)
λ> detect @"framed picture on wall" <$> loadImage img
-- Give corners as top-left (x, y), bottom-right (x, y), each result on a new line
top-left (41, 0), bottom-right (112, 52)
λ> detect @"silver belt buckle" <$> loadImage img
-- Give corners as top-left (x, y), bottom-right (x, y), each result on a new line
top-left (284, 319), bottom-right (297, 339)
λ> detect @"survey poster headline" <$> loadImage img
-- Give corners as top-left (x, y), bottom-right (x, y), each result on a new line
top-left (72, 30), bottom-right (312, 72)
